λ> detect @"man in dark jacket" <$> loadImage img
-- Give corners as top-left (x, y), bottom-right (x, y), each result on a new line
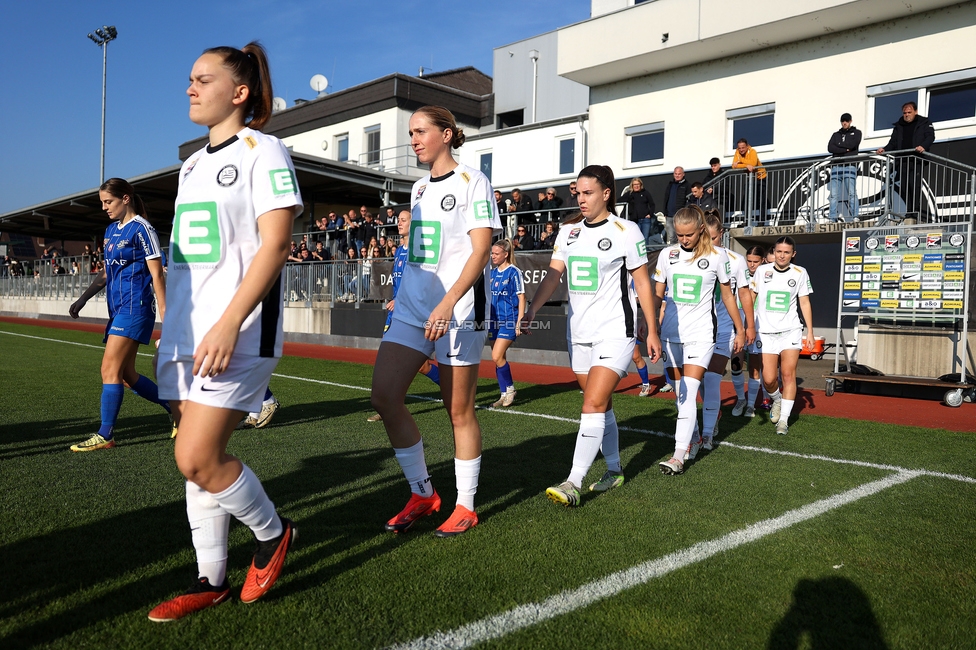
top-left (507, 188), bottom-right (535, 224)
top-left (827, 113), bottom-right (863, 222)
top-left (877, 102), bottom-right (936, 221)
top-left (662, 167), bottom-right (689, 243)
top-left (689, 182), bottom-right (717, 213)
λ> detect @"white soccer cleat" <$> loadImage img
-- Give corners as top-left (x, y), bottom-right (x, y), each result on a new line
top-left (731, 398), bottom-right (748, 417)
top-left (769, 398), bottom-right (782, 424)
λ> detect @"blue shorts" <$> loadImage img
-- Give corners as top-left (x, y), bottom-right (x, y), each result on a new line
top-left (104, 312), bottom-right (155, 345)
top-left (488, 326), bottom-right (517, 342)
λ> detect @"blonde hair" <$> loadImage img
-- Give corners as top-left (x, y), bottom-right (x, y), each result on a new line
top-left (630, 177), bottom-right (644, 190)
top-left (673, 205), bottom-right (716, 260)
top-left (493, 238), bottom-right (516, 266)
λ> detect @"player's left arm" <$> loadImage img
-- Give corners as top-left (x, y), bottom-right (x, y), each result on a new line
top-left (631, 264), bottom-right (661, 362)
top-left (146, 257), bottom-right (166, 323)
top-left (799, 294), bottom-right (815, 348)
top-left (720, 282), bottom-right (746, 353)
top-left (193, 206), bottom-right (298, 377)
top-left (737, 285), bottom-right (756, 345)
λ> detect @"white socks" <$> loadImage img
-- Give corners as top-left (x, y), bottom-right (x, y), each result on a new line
top-left (454, 456), bottom-right (481, 511)
top-left (780, 399), bottom-right (795, 423)
top-left (674, 376), bottom-right (701, 458)
top-left (211, 464), bottom-right (283, 543)
top-left (186, 481), bottom-right (230, 586)
top-left (702, 372), bottom-right (722, 437)
top-left (394, 439), bottom-right (434, 497)
top-left (568, 412), bottom-right (606, 487)
top-left (601, 410), bottom-right (621, 474)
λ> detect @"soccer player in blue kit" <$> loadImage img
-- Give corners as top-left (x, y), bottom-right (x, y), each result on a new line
top-left (68, 177), bottom-right (171, 451)
top-left (488, 238), bottom-right (525, 407)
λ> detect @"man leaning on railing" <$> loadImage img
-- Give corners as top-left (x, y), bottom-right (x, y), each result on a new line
top-left (876, 101), bottom-right (936, 222)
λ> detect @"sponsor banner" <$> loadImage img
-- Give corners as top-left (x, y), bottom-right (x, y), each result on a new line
top-left (863, 264), bottom-right (882, 272)
top-left (864, 256), bottom-right (883, 264)
top-left (861, 299), bottom-right (880, 308)
top-left (944, 271), bottom-right (965, 280)
top-left (899, 300), bottom-right (916, 309)
top-left (902, 254), bottom-right (922, 263)
top-left (899, 291), bottom-right (920, 299)
top-left (944, 301), bottom-right (964, 309)
top-left (921, 291), bottom-right (943, 300)
top-left (862, 282), bottom-right (880, 290)
top-left (900, 282), bottom-right (921, 291)
top-left (845, 255), bottom-right (863, 264)
top-left (921, 282), bottom-right (943, 290)
top-left (862, 273), bottom-right (881, 282)
top-left (844, 273), bottom-right (862, 281)
top-left (879, 291), bottom-right (898, 300)
top-left (920, 300), bottom-right (942, 309)
top-left (881, 300), bottom-right (900, 309)
top-left (843, 290), bottom-right (861, 300)
top-left (843, 282), bottom-right (861, 290)
top-left (844, 264), bottom-right (862, 272)
top-left (861, 291), bottom-right (880, 300)
top-left (922, 263), bottom-right (943, 271)
top-left (943, 281), bottom-right (964, 290)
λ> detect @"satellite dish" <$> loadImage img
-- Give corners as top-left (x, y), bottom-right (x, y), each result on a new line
top-left (310, 74), bottom-right (329, 95)
top-left (272, 97), bottom-right (287, 113)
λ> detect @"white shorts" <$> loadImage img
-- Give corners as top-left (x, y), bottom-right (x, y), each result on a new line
top-left (569, 338), bottom-right (635, 378)
top-left (760, 329), bottom-right (803, 356)
top-left (747, 331), bottom-right (763, 356)
top-left (157, 355), bottom-right (278, 413)
top-left (662, 340), bottom-right (715, 370)
top-left (715, 328), bottom-right (736, 358)
top-left (384, 318), bottom-right (487, 366)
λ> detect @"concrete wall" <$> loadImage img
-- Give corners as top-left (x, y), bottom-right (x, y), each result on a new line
top-left (281, 106), bottom-right (407, 166)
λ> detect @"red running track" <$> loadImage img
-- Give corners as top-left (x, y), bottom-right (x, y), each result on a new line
top-left (3, 316), bottom-right (972, 432)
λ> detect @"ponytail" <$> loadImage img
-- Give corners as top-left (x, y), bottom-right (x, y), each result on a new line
top-left (673, 205), bottom-right (715, 261)
top-left (204, 41), bottom-right (274, 131)
top-left (99, 177), bottom-right (148, 218)
top-left (493, 238), bottom-right (516, 266)
top-left (413, 106), bottom-right (465, 148)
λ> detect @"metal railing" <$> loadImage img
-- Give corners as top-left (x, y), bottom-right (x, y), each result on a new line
top-left (282, 259), bottom-right (385, 305)
top-left (701, 150), bottom-right (976, 231)
top-left (0, 271), bottom-right (102, 299)
top-left (356, 144), bottom-right (427, 176)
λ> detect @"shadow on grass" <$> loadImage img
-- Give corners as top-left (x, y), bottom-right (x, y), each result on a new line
top-left (767, 576), bottom-right (888, 649)
top-left (0, 413), bottom-right (173, 461)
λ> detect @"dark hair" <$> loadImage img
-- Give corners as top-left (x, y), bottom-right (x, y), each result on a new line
top-left (413, 105), bottom-right (465, 148)
top-left (902, 101), bottom-right (918, 111)
top-left (99, 178), bottom-right (148, 218)
top-left (709, 157), bottom-right (721, 166)
top-left (773, 235), bottom-right (796, 252)
top-left (204, 42), bottom-right (273, 131)
top-left (564, 165), bottom-right (616, 225)
top-left (703, 212), bottom-right (723, 232)
top-left (746, 245), bottom-right (766, 258)
top-left (691, 181), bottom-right (703, 190)
top-left (736, 138), bottom-right (749, 146)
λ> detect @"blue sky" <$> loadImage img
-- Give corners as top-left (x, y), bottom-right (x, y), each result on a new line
top-left (0, 0), bottom-right (590, 215)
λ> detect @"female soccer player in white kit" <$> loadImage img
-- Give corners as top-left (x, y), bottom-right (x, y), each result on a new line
top-left (654, 206), bottom-right (747, 475)
top-left (370, 106), bottom-right (501, 537)
top-left (524, 165), bottom-right (662, 506)
top-left (149, 42), bottom-right (302, 621)
top-left (700, 213), bottom-right (755, 448)
top-left (749, 236), bottom-right (815, 435)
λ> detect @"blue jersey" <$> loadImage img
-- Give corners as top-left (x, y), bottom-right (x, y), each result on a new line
top-left (385, 244), bottom-right (409, 329)
top-left (490, 265), bottom-right (524, 327)
top-left (103, 216), bottom-right (162, 318)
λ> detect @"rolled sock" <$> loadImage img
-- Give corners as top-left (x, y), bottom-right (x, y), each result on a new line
top-left (769, 388), bottom-right (782, 402)
top-left (780, 399), bottom-right (795, 423)
top-left (731, 369), bottom-right (745, 400)
top-left (210, 464), bottom-right (283, 542)
top-left (131, 375), bottom-right (171, 412)
top-left (674, 376), bottom-right (702, 458)
top-left (186, 481), bottom-right (230, 586)
top-left (97, 383), bottom-right (125, 438)
top-left (636, 364), bottom-right (649, 385)
top-left (748, 378), bottom-right (762, 404)
top-left (263, 387), bottom-right (273, 401)
top-left (423, 364), bottom-right (441, 385)
top-left (393, 439), bottom-right (434, 497)
top-left (499, 362), bottom-right (514, 391)
top-left (567, 413), bottom-right (606, 487)
top-left (454, 456), bottom-right (481, 511)
top-left (702, 372), bottom-right (722, 436)
top-left (601, 410), bottom-right (621, 473)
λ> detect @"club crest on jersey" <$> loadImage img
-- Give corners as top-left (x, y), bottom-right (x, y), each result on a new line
top-left (764, 270), bottom-right (773, 282)
top-left (107, 243), bottom-right (114, 252)
top-left (668, 249), bottom-right (680, 264)
top-left (217, 165), bottom-right (239, 187)
top-left (697, 259), bottom-right (709, 270)
top-left (598, 238), bottom-right (612, 251)
top-left (441, 194), bottom-right (456, 211)
top-left (788, 279), bottom-right (797, 287)
top-left (416, 185), bottom-right (427, 200)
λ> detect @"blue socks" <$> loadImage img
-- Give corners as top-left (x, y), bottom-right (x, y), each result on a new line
top-left (131, 375), bottom-right (171, 413)
top-left (98, 384), bottom-right (125, 438)
top-left (637, 364), bottom-right (650, 385)
top-left (263, 387), bottom-right (273, 401)
top-left (496, 362), bottom-right (514, 394)
top-left (423, 364), bottom-right (441, 386)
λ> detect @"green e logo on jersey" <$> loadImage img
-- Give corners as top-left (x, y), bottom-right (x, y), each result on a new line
top-left (409, 221), bottom-right (441, 264)
top-left (473, 200), bottom-right (491, 220)
top-left (172, 202), bottom-right (221, 263)
top-left (568, 256), bottom-right (599, 292)
top-left (269, 169), bottom-right (297, 195)
top-left (637, 240), bottom-right (647, 257)
top-left (766, 291), bottom-right (791, 312)
top-left (672, 274), bottom-right (703, 303)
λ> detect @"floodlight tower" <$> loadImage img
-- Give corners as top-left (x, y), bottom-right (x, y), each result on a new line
top-left (88, 25), bottom-right (118, 184)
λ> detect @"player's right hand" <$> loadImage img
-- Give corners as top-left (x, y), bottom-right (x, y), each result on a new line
top-left (68, 299), bottom-right (85, 319)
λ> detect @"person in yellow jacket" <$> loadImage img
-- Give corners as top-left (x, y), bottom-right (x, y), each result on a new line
top-left (732, 138), bottom-right (768, 222)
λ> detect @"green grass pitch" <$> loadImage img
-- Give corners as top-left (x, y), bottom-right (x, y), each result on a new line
top-left (1, 321), bottom-right (974, 649)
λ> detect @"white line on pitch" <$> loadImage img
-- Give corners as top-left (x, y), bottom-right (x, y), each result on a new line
top-left (388, 471), bottom-right (919, 650)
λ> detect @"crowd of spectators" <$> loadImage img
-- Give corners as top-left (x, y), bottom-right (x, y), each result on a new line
top-left (2, 242), bottom-right (107, 279)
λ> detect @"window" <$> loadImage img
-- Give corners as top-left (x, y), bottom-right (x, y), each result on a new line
top-left (929, 82), bottom-right (976, 123)
top-left (625, 122), bottom-right (665, 165)
top-left (727, 104), bottom-right (774, 151)
top-left (365, 125), bottom-right (381, 166)
top-left (559, 138), bottom-right (575, 175)
top-left (872, 91), bottom-right (918, 132)
top-left (496, 109), bottom-right (524, 130)
top-left (336, 134), bottom-right (348, 163)
top-left (480, 152), bottom-right (492, 181)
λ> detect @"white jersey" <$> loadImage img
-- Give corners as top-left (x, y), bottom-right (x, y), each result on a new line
top-left (715, 248), bottom-right (749, 334)
top-left (551, 215), bottom-right (647, 344)
top-left (161, 127), bottom-right (303, 359)
top-left (394, 163), bottom-right (501, 330)
top-left (750, 263), bottom-right (813, 333)
top-left (654, 245), bottom-right (731, 344)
